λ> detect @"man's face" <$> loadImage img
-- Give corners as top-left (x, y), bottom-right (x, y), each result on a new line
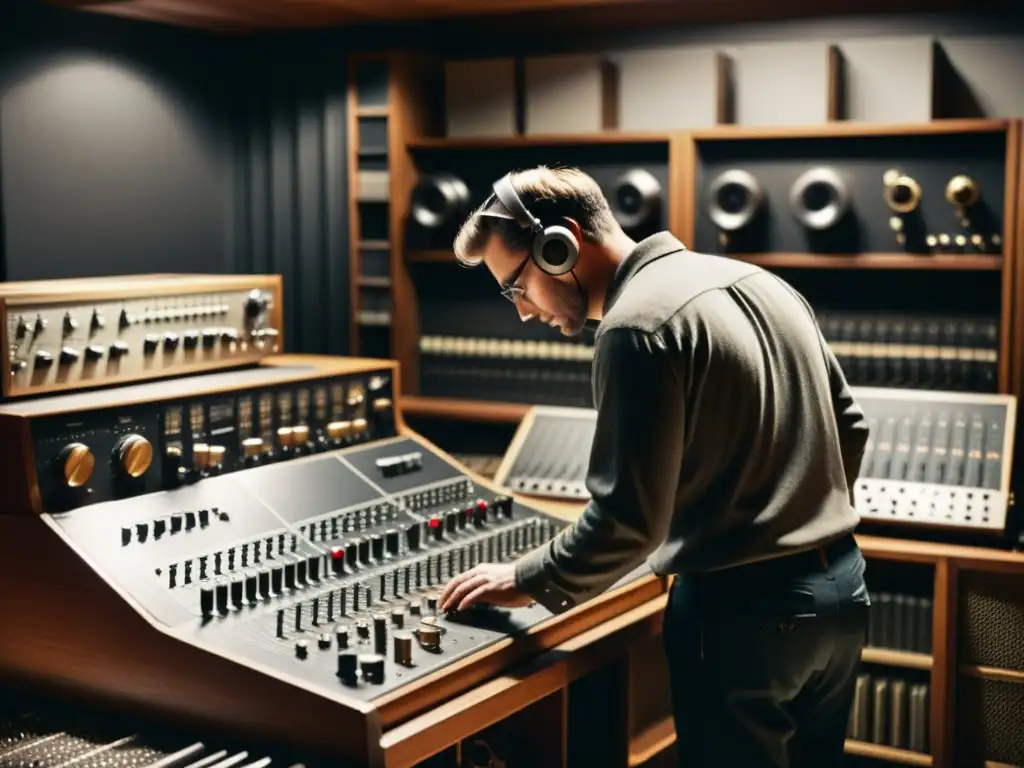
top-left (481, 234), bottom-right (587, 337)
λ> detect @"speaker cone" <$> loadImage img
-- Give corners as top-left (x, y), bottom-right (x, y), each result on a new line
top-left (610, 169), bottom-right (662, 230)
top-left (410, 173), bottom-right (471, 229)
top-left (789, 167), bottom-right (850, 231)
top-left (882, 169), bottom-right (921, 214)
top-left (707, 169), bottom-right (764, 232)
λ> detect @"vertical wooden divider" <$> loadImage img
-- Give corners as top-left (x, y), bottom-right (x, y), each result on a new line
top-left (931, 558), bottom-right (958, 767)
top-left (827, 44), bottom-right (846, 122)
top-left (998, 119), bottom-right (1020, 396)
top-left (387, 52), bottom-right (441, 395)
top-left (669, 132), bottom-right (696, 247)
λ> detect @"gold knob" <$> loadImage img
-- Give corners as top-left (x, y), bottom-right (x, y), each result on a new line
top-left (352, 418), bottom-right (368, 433)
top-left (192, 443), bottom-right (210, 470)
top-left (945, 175), bottom-right (978, 207)
top-left (208, 445), bottom-right (226, 467)
top-left (116, 434), bottom-right (152, 478)
top-left (277, 427), bottom-right (294, 448)
top-left (59, 443), bottom-right (95, 488)
top-left (292, 425), bottom-right (310, 443)
top-left (882, 171), bottom-right (921, 214)
top-left (373, 398), bottom-right (393, 412)
top-left (327, 420), bottom-right (350, 440)
top-left (242, 437), bottom-right (263, 458)
top-left (347, 393), bottom-right (365, 407)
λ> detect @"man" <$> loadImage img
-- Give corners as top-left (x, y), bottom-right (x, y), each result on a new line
top-left (438, 166), bottom-right (871, 767)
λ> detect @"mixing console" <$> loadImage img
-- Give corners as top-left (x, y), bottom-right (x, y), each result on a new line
top-left (496, 388), bottom-right (1017, 539)
top-left (0, 352), bottom-right (659, 764)
top-left (2, 275), bottom-right (281, 400)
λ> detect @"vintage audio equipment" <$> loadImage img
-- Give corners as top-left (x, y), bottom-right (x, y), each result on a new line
top-left (494, 387), bottom-right (1017, 539)
top-left (609, 169), bottom-right (662, 233)
top-left (1, 275), bottom-right (282, 400)
top-left (866, 590), bottom-right (933, 655)
top-left (494, 406), bottom-right (595, 501)
top-left (417, 334), bottom-right (594, 407)
top-left (789, 166), bottom-right (851, 231)
top-left (0, 354), bottom-right (659, 765)
top-left (410, 173), bottom-right (472, 231)
top-left (707, 169), bottom-right (764, 233)
top-left (882, 169), bottom-right (923, 215)
top-left (0, 689), bottom-right (321, 768)
top-left (692, 126), bottom-right (1009, 258)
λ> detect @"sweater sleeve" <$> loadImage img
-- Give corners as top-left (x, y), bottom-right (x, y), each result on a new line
top-left (514, 326), bottom-right (686, 613)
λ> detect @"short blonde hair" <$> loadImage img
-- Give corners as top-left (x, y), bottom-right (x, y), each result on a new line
top-left (453, 166), bottom-right (618, 267)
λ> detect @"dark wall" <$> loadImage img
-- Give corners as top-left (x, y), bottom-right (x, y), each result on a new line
top-left (0, 0), bottom-right (351, 356)
top-left (0, 0), bottom-right (236, 281)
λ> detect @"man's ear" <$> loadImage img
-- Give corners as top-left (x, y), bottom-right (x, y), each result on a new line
top-left (561, 217), bottom-right (583, 244)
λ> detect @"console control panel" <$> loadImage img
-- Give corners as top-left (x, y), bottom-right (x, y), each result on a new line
top-left (1, 274), bottom-right (282, 399)
top-left (497, 388), bottom-right (1017, 536)
top-left (0, 359), bottom-right (396, 515)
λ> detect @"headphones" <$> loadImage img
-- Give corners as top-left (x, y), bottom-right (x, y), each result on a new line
top-left (484, 173), bottom-right (580, 276)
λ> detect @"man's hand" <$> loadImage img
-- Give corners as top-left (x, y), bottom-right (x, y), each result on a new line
top-left (439, 562), bottom-right (535, 613)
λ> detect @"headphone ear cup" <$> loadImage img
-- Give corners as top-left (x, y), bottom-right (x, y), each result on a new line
top-left (532, 225), bottom-right (579, 276)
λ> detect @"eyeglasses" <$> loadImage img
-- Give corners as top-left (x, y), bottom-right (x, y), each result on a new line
top-left (499, 256), bottom-right (530, 304)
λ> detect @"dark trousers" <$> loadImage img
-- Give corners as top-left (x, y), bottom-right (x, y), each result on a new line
top-left (662, 535), bottom-right (870, 767)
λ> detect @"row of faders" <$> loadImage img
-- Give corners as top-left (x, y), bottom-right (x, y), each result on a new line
top-left (0, 691), bottom-right (319, 768)
top-left (848, 674), bottom-right (930, 753)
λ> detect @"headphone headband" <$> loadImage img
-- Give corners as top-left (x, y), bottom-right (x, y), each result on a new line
top-left (483, 172), bottom-right (580, 277)
top-left (492, 173), bottom-right (544, 234)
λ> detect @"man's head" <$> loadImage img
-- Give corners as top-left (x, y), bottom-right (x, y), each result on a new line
top-left (453, 166), bottom-right (631, 337)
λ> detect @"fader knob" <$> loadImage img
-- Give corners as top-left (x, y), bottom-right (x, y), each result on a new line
top-left (359, 654), bottom-right (385, 685)
top-left (57, 443), bottom-right (95, 488)
top-left (114, 434), bottom-right (152, 478)
top-left (393, 632), bottom-right (413, 666)
top-left (336, 652), bottom-right (358, 684)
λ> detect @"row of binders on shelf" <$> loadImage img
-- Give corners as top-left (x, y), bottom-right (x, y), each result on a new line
top-left (848, 673), bottom-right (930, 754)
top-left (867, 592), bottom-right (933, 655)
top-left (819, 311), bottom-right (999, 393)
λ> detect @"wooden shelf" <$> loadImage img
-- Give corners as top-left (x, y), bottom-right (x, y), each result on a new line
top-left (861, 648), bottom-right (934, 670)
top-left (407, 249), bottom-right (455, 263)
top-left (844, 740), bottom-right (932, 765)
top-left (406, 131), bottom-right (671, 149)
top-left (725, 253), bottom-right (1003, 271)
top-left (408, 249), bottom-right (1003, 271)
top-left (690, 118), bottom-right (1011, 141)
top-left (401, 395), bottom-right (529, 423)
top-left (959, 664), bottom-right (1024, 683)
top-left (627, 716), bottom-right (676, 767)
top-left (355, 106), bottom-right (390, 118)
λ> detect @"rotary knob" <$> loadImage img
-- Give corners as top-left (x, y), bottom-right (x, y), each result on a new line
top-left (114, 434), bottom-right (152, 478)
top-left (292, 425), bottom-right (310, 446)
top-left (946, 174), bottom-right (979, 207)
top-left (242, 437), bottom-right (263, 458)
top-left (58, 443), bottom-right (95, 488)
top-left (327, 420), bottom-right (349, 441)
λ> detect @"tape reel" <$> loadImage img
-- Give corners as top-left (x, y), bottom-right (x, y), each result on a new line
top-left (410, 173), bottom-right (471, 229)
top-left (610, 169), bottom-right (662, 231)
top-left (789, 167), bottom-right (851, 231)
top-left (707, 169), bottom-right (764, 232)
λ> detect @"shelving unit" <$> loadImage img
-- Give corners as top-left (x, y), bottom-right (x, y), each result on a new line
top-left (349, 51), bottom-right (1024, 767)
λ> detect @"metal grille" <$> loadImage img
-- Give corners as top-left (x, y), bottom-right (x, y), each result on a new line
top-left (959, 571), bottom-right (1024, 671)
top-left (958, 675), bottom-right (1024, 765)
